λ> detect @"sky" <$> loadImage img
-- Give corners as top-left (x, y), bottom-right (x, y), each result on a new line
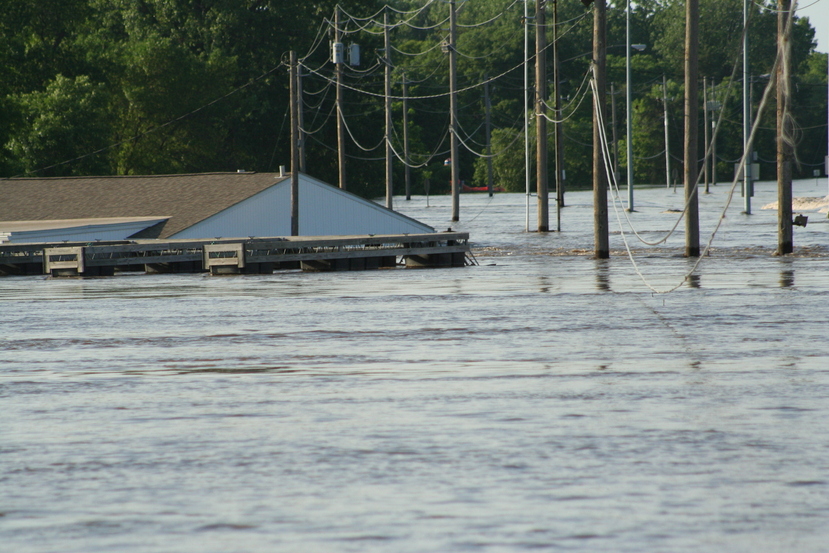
top-left (797, 0), bottom-right (828, 53)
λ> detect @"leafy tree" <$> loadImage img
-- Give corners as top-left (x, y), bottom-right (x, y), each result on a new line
top-left (7, 75), bottom-right (112, 176)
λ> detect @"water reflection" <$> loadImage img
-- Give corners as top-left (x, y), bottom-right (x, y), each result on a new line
top-left (780, 269), bottom-right (795, 288)
top-left (595, 261), bottom-right (611, 293)
top-left (686, 273), bottom-right (701, 289)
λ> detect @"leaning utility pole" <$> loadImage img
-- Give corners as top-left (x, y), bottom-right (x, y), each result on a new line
top-left (777, 0), bottom-right (793, 254)
top-left (384, 10), bottom-right (393, 209)
top-left (449, 0), bottom-right (460, 221)
top-left (684, 0), bottom-right (700, 257)
top-left (335, 8), bottom-right (346, 190)
top-left (536, 0), bottom-right (549, 232)
top-left (592, 0), bottom-right (609, 258)
top-left (290, 52), bottom-right (300, 236)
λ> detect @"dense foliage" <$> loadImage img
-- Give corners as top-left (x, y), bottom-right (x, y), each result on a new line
top-left (1, 0), bottom-right (826, 198)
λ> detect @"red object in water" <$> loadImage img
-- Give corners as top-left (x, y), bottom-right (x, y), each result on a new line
top-left (462, 183), bottom-right (504, 193)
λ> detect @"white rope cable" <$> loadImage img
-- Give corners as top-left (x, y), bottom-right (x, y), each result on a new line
top-left (338, 104), bottom-right (387, 152)
top-left (592, 33), bottom-right (784, 294)
top-left (391, 40), bottom-right (445, 57)
top-left (537, 68), bottom-right (593, 123)
top-left (302, 56), bottom-right (525, 100)
top-left (597, 16), bottom-right (749, 248)
top-left (299, 100), bottom-right (337, 136)
top-left (387, 126), bottom-right (451, 168)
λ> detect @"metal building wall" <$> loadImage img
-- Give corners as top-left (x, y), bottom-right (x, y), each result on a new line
top-left (170, 174), bottom-right (433, 239)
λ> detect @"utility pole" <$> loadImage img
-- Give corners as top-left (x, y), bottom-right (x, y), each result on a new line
top-left (449, 0), bottom-right (460, 222)
top-left (384, 10), bottom-right (393, 210)
top-left (524, 0), bottom-right (531, 231)
top-left (290, 52), bottom-right (299, 236)
top-left (743, 0), bottom-right (751, 213)
top-left (403, 74), bottom-right (412, 200)
top-left (625, 0), bottom-right (634, 211)
top-left (684, 0), bottom-right (700, 257)
top-left (553, 0), bottom-right (563, 227)
top-left (536, 0), bottom-right (549, 232)
top-left (593, 0), bottom-right (609, 258)
top-left (484, 76), bottom-right (494, 197)
top-left (703, 76), bottom-right (710, 193)
top-left (711, 79), bottom-right (718, 185)
top-left (777, 0), bottom-right (793, 254)
top-left (663, 75), bottom-right (671, 189)
top-left (298, 64), bottom-right (306, 173)
top-left (335, 8), bottom-right (346, 190)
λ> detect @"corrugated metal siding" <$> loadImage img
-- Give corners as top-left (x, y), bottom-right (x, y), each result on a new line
top-left (170, 175), bottom-right (434, 239)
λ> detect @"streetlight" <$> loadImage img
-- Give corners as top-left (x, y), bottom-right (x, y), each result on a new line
top-left (626, 0), bottom-right (645, 211)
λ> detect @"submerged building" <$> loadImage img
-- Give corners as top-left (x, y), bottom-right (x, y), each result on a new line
top-left (0, 171), bottom-right (433, 243)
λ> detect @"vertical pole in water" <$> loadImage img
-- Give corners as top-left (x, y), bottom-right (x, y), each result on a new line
top-left (484, 76), bottom-right (494, 197)
top-left (536, 0), bottom-right (549, 231)
top-left (777, 0), bottom-right (793, 254)
top-left (743, 0), bottom-right (751, 213)
top-left (663, 75), bottom-right (671, 189)
top-left (336, 8), bottom-right (347, 190)
top-left (703, 76), bottom-right (710, 193)
top-left (298, 64), bottom-right (306, 173)
top-left (403, 74), bottom-right (412, 200)
top-left (625, 0), bottom-right (634, 211)
top-left (553, 0), bottom-right (564, 227)
top-left (450, 0), bottom-right (460, 222)
top-left (684, 0), bottom-right (700, 257)
top-left (593, 0), bottom-right (609, 259)
top-left (524, 0), bottom-right (531, 231)
top-left (711, 79), bottom-right (718, 185)
top-left (290, 52), bottom-right (299, 236)
top-left (384, 10), bottom-right (393, 210)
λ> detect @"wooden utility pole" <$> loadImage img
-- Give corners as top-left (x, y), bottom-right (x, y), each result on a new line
top-left (684, 0), bottom-right (700, 257)
top-left (290, 52), bottom-right (299, 236)
top-left (777, 0), bottom-right (793, 254)
top-left (298, 64), bottom-right (306, 173)
top-left (553, 0), bottom-right (564, 225)
top-left (384, 10), bottom-right (393, 210)
top-left (403, 74), bottom-right (412, 200)
top-left (663, 75), bottom-right (671, 189)
top-left (593, 0), bottom-right (608, 258)
top-left (536, 0), bottom-right (549, 232)
top-left (335, 8), bottom-right (346, 190)
top-left (484, 76), bottom-right (494, 197)
top-left (449, 0), bottom-right (460, 221)
top-left (743, 0), bottom-right (752, 213)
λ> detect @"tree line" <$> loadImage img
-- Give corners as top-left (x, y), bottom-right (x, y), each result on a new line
top-left (1, 0), bottom-right (826, 200)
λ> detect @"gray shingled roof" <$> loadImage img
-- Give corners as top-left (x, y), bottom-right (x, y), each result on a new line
top-left (0, 172), bottom-right (289, 238)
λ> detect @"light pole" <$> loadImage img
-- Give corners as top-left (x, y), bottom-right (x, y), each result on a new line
top-left (625, 0), bottom-right (645, 211)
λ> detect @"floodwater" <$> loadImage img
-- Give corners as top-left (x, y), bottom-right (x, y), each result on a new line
top-left (2, 179), bottom-right (828, 552)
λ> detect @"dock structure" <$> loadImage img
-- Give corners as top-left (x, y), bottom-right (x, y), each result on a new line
top-left (0, 232), bottom-right (471, 277)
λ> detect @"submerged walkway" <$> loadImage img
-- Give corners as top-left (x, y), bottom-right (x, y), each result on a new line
top-left (0, 232), bottom-right (471, 277)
